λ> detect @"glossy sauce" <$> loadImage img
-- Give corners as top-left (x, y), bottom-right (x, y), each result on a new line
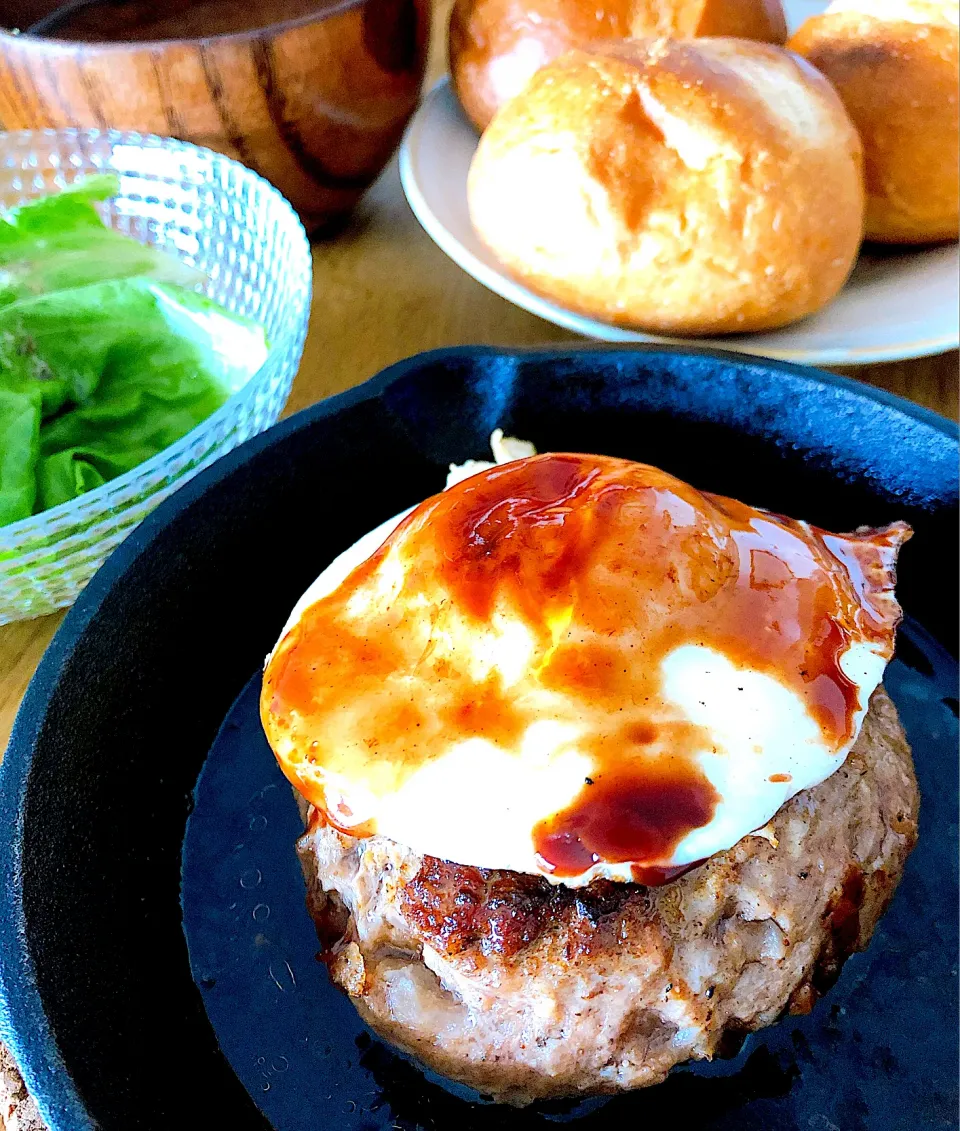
top-left (534, 765), bottom-right (719, 881)
top-left (263, 453), bottom-right (908, 882)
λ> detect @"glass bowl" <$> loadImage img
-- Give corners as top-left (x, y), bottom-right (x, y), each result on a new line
top-left (0, 129), bottom-right (312, 624)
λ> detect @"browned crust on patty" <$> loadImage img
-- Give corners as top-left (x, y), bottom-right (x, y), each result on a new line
top-left (400, 859), bottom-right (641, 960)
top-left (296, 686), bottom-right (918, 1104)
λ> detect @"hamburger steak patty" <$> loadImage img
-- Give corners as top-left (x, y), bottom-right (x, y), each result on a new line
top-left (296, 688), bottom-right (918, 1105)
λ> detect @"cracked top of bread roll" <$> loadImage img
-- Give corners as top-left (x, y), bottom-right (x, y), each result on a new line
top-left (789, 0), bottom-right (959, 244)
top-left (467, 37), bottom-right (865, 336)
top-left (449, 0), bottom-right (789, 132)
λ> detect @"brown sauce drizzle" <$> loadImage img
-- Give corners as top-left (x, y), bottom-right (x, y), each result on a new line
top-left (533, 763), bottom-right (718, 881)
top-left (262, 454), bottom-right (909, 882)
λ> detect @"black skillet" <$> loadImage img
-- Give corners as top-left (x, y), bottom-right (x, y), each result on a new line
top-left (0, 346), bottom-right (956, 1130)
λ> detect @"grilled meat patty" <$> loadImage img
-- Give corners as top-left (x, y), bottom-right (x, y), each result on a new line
top-left (296, 687), bottom-right (918, 1105)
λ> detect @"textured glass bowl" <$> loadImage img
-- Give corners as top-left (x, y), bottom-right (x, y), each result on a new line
top-left (0, 129), bottom-right (312, 624)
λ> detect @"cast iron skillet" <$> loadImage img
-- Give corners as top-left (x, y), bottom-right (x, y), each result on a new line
top-left (0, 346), bottom-right (956, 1130)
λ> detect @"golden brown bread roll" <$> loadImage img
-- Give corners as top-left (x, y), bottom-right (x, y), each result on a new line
top-left (467, 38), bottom-right (865, 336)
top-left (789, 0), bottom-right (959, 244)
top-left (449, 0), bottom-right (788, 131)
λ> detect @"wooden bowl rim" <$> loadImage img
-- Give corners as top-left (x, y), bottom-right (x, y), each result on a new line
top-left (0, 0), bottom-right (372, 51)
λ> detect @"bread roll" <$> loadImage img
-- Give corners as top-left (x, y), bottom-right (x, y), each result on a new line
top-left (467, 38), bottom-right (865, 336)
top-left (789, 0), bottom-right (959, 244)
top-left (449, 0), bottom-right (788, 131)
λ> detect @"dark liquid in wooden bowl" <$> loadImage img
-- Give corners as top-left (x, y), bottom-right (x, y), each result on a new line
top-left (8, 0), bottom-right (354, 41)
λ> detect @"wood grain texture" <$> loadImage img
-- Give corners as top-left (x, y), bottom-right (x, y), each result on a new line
top-left (0, 0), bottom-right (430, 232)
top-left (0, 1), bottom-right (956, 1122)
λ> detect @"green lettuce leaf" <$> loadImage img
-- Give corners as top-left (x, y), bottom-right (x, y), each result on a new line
top-left (0, 386), bottom-right (40, 526)
top-left (29, 280), bottom-right (262, 511)
top-left (0, 277), bottom-right (267, 515)
top-left (0, 177), bottom-right (270, 530)
top-left (0, 174), bottom-right (200, 307)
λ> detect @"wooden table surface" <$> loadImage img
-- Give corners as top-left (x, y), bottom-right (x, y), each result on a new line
top-left (0, 4), bottom-right (957, 1124)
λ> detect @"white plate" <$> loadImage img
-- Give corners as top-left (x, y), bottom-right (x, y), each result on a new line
top-left (400, 3), bottom-right (959, 366)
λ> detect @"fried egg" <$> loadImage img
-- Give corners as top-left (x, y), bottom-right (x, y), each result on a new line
top-left (261, 437), bottom-right (909, 888)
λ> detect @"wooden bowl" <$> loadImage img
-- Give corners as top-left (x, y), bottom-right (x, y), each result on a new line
top-left (0, 0), bottom-right (431, 234)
